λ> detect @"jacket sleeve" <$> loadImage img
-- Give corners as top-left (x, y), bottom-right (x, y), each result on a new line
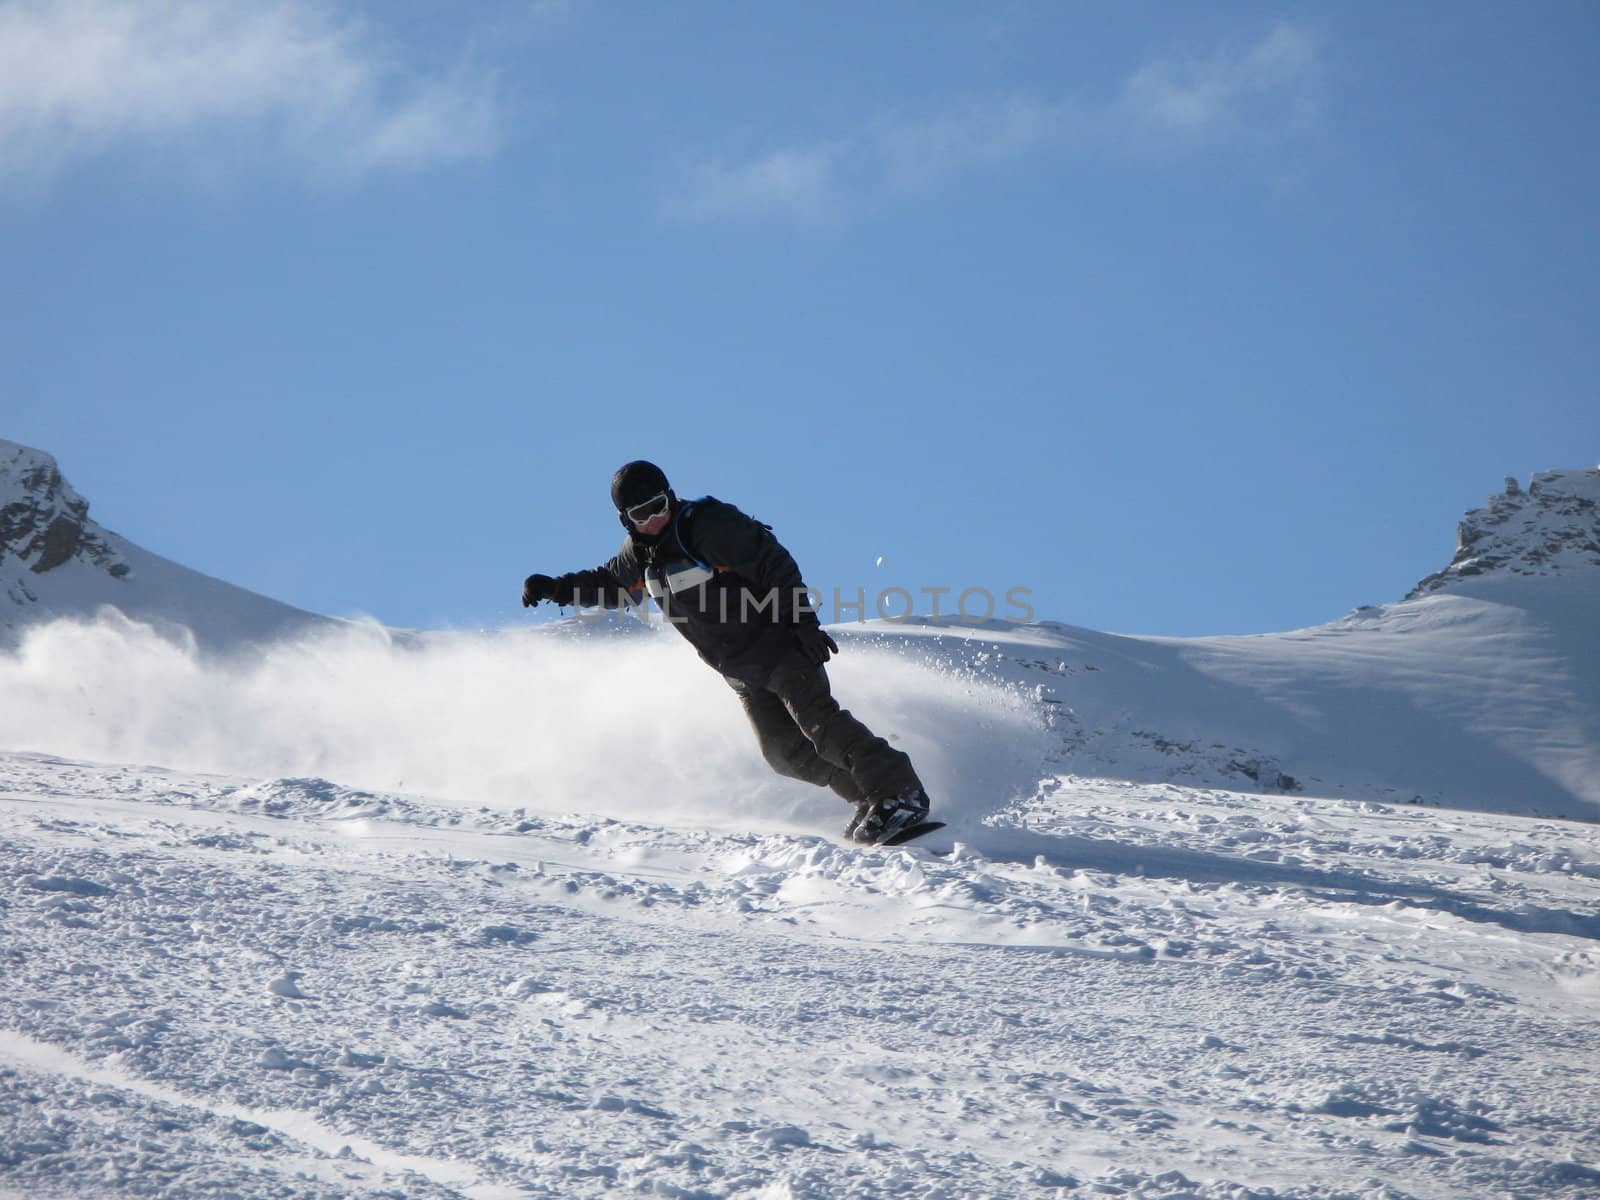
top-left (685, 502), bottom-right (819, 624)
top-left (549, 541), bottom-right (645, 609)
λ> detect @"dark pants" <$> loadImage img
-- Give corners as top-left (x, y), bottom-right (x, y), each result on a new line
top-left (736, 652), bottom-right (923, 807)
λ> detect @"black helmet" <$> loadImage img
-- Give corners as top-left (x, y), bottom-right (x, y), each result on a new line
top-left (610, 460), bottom-right (671, 512)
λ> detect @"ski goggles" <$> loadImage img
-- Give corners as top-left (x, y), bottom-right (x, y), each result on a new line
top-left (625, 491), bottom-right (671, 525)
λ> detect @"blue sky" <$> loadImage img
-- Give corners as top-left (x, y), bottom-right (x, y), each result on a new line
top-left (4, 1), bottom-right (1596, 636)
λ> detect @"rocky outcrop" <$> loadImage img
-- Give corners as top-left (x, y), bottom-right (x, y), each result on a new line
top-left (0, 440), bottom-right (128, 578)
top-left (2, 438), bottom-right (333, 651)
top-left (1408, 467), bottom-right (1600, 599)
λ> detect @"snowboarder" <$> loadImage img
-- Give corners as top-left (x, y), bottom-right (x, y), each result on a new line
top-left (520, 460), bottom-right (932, 844)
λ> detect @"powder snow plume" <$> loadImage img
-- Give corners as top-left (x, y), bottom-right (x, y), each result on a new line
top-left (0, 609), bottom-right (1052, 833)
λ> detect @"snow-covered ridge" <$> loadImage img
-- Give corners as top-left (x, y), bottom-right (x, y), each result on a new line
top-left (1410, 466), bottom-right (1600, 598)
top-left (0, 440), bottom-right (128, 583)
top-left (1, 437), bottom-right (331, 650)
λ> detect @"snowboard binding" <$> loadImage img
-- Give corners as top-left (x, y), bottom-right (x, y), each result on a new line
top-left (846, 789), bottom-right (935, 845)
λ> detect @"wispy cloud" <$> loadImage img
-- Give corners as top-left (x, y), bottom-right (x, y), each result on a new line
top-left (672, 23), bottom-right (1322, 223)
top-left (1116, 23), bottom-right (1322, 147)
top-left (871, 96), bottom-right (1072, 193)
top-left (679, 144), bottom-right (843, 224)
top-left (667, 103), bottom-right (1066, 225)
top-left (0, 0), bottom-right (504, 190)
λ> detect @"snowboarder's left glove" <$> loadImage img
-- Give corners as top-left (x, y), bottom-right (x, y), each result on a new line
top-left (522, 573), bottom-right (557, 607)
top-left (794, 624), bottom-right (838, 665)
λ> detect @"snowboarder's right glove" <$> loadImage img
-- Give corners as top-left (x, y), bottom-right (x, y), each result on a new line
top-left (794, 623), bottom-right (839, 665)
top-left (522, 573), bottom-right (557, 608)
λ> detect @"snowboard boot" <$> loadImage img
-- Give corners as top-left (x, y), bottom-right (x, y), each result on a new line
top-left (845, 788), bottom-right (932, 845)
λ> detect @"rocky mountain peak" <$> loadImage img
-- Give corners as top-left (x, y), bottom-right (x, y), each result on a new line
top-left (1408, 466), bottom-right (1600, 599)
top-left (0, 439), bottom-right (127, 579)
top-left (2, 438), bottom-right (327, 650)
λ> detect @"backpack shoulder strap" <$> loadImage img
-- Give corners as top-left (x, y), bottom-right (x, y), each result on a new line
top-left (671, 497), bottom-right (713, 572)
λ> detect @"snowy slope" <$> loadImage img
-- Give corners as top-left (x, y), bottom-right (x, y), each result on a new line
top-left (1, 440), bottom-right (331, 651)
top-left (2, 753), bottom-right (1597, 1200)
top-left (850, 566), bottom-right (1599, 822)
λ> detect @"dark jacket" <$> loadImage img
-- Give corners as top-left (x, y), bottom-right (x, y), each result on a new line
top-left (548, 497), bottom-right (818, 687)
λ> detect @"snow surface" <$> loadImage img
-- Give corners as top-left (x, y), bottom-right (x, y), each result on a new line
top-left (2, 447), bottom-right (1599, 1196)
top-left (2, 746), bottom-right (1598, 1199)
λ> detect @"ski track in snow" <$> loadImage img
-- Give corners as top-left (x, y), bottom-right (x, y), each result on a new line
top-left (3, 752), bottom-right (1599, 1199)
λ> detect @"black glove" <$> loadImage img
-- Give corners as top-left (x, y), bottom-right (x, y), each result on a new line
top-left (522, 573), bottom-right (557, 608)
top-left (794, 623), bottom-right (839, 665)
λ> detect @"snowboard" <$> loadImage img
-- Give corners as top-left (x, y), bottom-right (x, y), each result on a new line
top-left (876, 819), bottom-right (947, 847)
